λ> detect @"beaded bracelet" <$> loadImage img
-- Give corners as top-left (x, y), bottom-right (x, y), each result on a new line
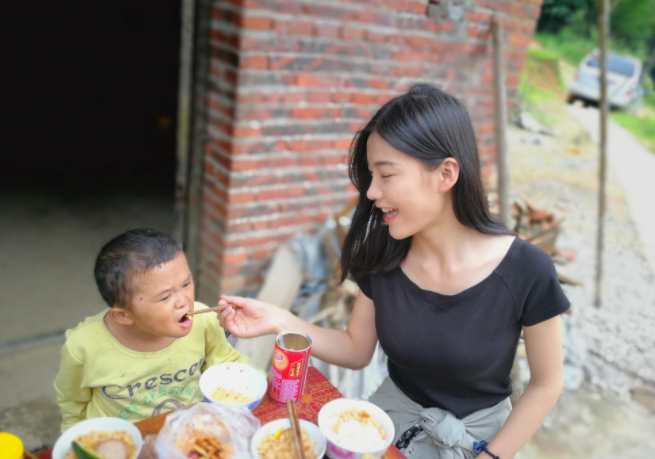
top-left (473, 440), bottom-right (500, 459)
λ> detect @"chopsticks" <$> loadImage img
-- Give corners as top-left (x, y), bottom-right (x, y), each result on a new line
top-left (286, 399), bottom-right (306, 459)
top-left (188, 306), bottom-right (223, 316)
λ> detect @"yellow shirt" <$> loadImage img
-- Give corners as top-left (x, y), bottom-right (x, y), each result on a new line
top-left (54, 302), bottom-right (246, 432)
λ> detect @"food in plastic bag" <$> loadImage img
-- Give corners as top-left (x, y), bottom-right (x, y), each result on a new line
top-left (154, 402), bottom-right (260, 459)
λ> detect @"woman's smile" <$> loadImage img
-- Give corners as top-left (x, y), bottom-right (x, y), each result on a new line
top-left (379, 207), bottom-right (399, 224)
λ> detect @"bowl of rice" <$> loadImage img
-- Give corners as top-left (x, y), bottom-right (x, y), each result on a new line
top-left (52, 417), bottom-right (142, 459)
top-left (199, 362), bottom-right (267, 411)
top-left (318, 399), bottom-right (394, 459)
top-left (251, 418), bottom-right (326, 459)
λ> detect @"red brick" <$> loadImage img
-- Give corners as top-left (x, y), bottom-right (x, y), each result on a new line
top-left (341, 26), bottom-right (365, 41)
top-left (294, 74), bottom-right (340, 88)
top-left (291, 107), bottom-right (342, 120)
top-left (334, 138), bottom-right (353, 150)
top-left (352, 93), bottom-right (377, 104)
top-left (509, 33), bottom-right (532, 47)
top-left (238, 107), bottom-right (272, 121)
top-left (228, 192), bottom-right (255, 205)
top-left (232, 125), bottom-right (262, 138)
top-left (331, 92), bottom-right (353, 103)
top-left (273, 19), bottom-right (313, 36)
top-left (308, 91), bottom-right (331, 103)
top-left (236, 14), bottom-right (271, 30)
top-left (506, 75), bottom-right (520, 87)
top-left (475, 123), bottom-right (495, 135)
top-left (406, 36), bottom-right (429, 49)
top-left (314, 23), bottom-right (339, 38)
top-left (222, 252), bottom-right (248, 265)
top-left (257, 186), bottom-right (306, 201)
top-left (366, 30), bottom-right (388, 43)
top-left (268, 56), bottom-right (296, 70)
top-left (466, 11), bottom-right (493, 24)
top-left (240, 55), bottom-right (267, 70)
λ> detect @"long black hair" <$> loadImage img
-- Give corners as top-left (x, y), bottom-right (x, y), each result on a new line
top-left (341, 84), bottom-right (513, 282)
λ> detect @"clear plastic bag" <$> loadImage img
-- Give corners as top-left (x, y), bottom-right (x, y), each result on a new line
top-left (154, 402), bottom-right (260, 459)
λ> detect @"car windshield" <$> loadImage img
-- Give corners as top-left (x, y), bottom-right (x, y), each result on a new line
top-left (587, 54), bottom-right (636, 77)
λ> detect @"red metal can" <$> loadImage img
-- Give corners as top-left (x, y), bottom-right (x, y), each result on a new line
top-left (268, 330), bottom-right (312, 405)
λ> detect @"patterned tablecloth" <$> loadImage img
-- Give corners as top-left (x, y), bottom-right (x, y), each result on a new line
top-left (39, 367), bottom-right (404, 459)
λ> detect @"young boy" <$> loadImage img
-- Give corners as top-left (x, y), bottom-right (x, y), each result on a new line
top-left (54, 228), bottom-right (246, 432)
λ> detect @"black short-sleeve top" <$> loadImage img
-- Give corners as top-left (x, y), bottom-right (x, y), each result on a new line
top-left (354, 237), bottom-right (570, 419)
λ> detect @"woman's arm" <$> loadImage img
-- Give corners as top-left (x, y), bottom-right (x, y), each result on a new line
top-left (218, 290), bottom-right (379, 370)
top-left (478, 316), bottom-right (564, 459)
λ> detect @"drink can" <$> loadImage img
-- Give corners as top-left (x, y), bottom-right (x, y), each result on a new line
top-left (268, 330), bottom-right (312, 405)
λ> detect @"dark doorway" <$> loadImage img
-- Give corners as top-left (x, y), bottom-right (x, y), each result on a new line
top-left (5, 0), bottom-right (181, 188)
top-left (0, 0), bottom-right (182, 360)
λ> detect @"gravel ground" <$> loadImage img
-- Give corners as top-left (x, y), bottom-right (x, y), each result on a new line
top-left (507, 107), bottom-right (655, 458)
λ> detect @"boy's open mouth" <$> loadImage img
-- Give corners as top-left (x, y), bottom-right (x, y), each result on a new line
top-left (178, 313), bottom-right (193, 328)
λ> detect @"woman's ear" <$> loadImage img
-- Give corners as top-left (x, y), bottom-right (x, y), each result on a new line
top-left (107, 306), bottom-right (135, 326)
top-left (438, 158), bottom-right (460, 193)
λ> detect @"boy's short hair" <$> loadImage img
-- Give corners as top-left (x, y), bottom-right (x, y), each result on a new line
top-left (94, 228), bottom-right (183, 307)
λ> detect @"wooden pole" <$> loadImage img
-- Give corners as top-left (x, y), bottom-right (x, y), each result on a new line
top-left (493, 18), bottom-right (511, 229)
top-left (173, 0), bottom-right (196, 243)
top-left (594, 0), bottom-right (610, 308)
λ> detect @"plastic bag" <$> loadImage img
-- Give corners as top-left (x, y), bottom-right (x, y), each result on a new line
top-left (154, 402), bottom-right (260, 459)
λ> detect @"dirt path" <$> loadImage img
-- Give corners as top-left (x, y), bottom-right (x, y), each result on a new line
top-left (566, 105), bottom-right (655, 277)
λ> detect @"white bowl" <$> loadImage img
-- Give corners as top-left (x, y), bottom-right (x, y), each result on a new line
top-left (199, 362), bottom-right (268, 411)
top-left (251, 418), bottom-right (327, 459)
top-left (52, 417), bottom-right (143, 459)
top-left (318, 399), bottom-right (394, 459)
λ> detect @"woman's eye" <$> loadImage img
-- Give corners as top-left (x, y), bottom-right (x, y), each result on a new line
top-left (161, 296), bottom-right (170, 302)
top-left (183, 282), bottom-right (191, 288)
top-left (381, 175), bottom-right (391, 179)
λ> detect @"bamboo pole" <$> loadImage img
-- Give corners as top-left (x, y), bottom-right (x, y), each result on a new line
top-left (493, 18), bottom-right (511, 229)
top-left (594, 0), bottom-right (610, 308)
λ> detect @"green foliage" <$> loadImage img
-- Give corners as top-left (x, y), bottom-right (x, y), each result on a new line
top-left (534, 31), bottom-right (597, 65)
top-left (536, 0), bottom-right (655, 83)
top-left (611, 0), bottom-right (655, 51)
top-left (537, 0), bottom-right (596, 34)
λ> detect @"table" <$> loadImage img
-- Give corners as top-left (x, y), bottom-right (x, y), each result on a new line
top-left (40, 368), bottom-right (403, 459)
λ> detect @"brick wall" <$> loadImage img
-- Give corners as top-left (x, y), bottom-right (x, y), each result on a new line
top-left (196, 0), bottom-right (543, 302)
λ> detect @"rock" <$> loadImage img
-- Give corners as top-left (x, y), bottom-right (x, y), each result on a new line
top-left (518, 111), bottom-right (561, 137)
top-left (630, 385), bottom-right (655, 412)
top-left (563, 365), bottom-right (585, 390)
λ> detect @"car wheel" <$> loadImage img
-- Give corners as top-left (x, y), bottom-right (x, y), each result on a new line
top-left (566, 93), bottom-right (576, 105)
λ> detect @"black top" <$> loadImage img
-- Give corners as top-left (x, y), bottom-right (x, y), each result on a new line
top-left (355, 238), bottom-right (570, 419)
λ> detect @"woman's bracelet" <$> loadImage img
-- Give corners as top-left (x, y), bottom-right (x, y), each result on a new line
top-left (473, 440), bottom-right (500, 459)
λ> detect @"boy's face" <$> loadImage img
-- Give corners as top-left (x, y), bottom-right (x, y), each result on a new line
top-left (126, 253), bottom-right (195, 339)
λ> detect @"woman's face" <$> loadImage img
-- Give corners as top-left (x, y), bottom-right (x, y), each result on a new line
top-left (365, 132), bottom-right (451, 240)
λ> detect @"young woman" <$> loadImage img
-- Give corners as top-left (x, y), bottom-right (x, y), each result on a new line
top-left (217, 84), bottom-right (569, 459)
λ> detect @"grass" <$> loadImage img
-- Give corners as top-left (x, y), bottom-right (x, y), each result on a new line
top-left (534, 29), bottom-right (648, 67)
top-left (610, 92), bottom-right (655, 152)
top-left (518, 47), bottom-right (568, 126)
top-left (534, 31), bottom-right (596, 66)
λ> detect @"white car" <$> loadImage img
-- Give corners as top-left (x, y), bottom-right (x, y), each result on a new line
top-left (568, 50), bottom-right (645, 111)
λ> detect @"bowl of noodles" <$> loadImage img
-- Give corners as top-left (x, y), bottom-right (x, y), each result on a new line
top-left (318, 399), bottom-right (394, 459)
top-left (199, 362), bottom-right (267, 411)
top-left (250, 418), bottom-right (326, 459)
top-left (52, 417), bottom-right (142, 459)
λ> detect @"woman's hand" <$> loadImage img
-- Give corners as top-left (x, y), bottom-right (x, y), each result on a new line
top-left (217, 295), bottom-right (285, 338)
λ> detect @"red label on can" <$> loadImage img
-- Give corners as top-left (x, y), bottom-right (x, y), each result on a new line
top-left (269, 331), bottom-right (312, 405)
